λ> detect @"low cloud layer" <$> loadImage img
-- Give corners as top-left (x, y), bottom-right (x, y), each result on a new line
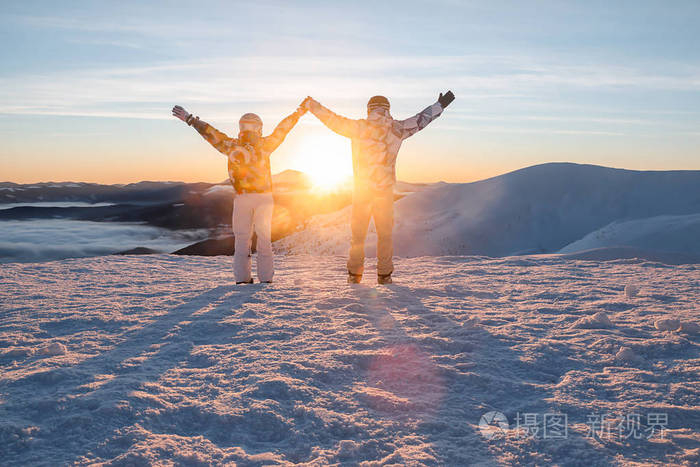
top-left (0, 219), bottom-right (207, 263)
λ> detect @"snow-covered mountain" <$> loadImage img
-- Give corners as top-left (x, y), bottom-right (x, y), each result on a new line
top-left (276, 163), bottom-right (700, 260)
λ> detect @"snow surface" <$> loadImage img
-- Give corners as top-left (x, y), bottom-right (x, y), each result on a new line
top-left (1, 254), bottom-right (699, 465)
top-left (557, 247), bottom-right (700, 266)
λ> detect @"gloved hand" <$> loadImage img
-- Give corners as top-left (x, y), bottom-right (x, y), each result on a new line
top-left (438, 91), bottom-right (455, 109)
top-left (172, 105), bottom-right (194, 124)
top-left (296, 98), bottom-right (310, 115)
top-left (301, 96), bottom-right (314, 111)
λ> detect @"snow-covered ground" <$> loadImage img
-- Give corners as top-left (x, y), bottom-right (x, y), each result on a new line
top-left (1, 254), bottom-right (699, 465)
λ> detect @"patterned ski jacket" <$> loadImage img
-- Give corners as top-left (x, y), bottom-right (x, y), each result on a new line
top-left (307, 99), bottom-right (444, 190)
top-left (191, 110), bottom-right (302, 194)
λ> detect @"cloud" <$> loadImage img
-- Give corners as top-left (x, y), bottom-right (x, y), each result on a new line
top-left (1, 55), bottom-right (697, 113)
top-left (0, 219), bottom-right (206, 263)
top-left (433, 122), bottom-right (626, 136)
top-left (0, 54), bottom-right (698, 142)
top-left (450, 113), bottom-right (656, 126)
top-left (11, 13), bottom-right (243, 39)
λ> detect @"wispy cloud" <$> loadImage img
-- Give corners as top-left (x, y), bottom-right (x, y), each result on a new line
top-left (2, 55), bottom-right (699, 122)
top-left (451, 113), bottom-right (675, 126)
top-left (11, 13), bottom-right (242, 39)
top-left (435, 123), bottom-right (626, 136)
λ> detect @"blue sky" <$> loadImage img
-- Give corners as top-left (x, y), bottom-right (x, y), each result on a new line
top-left (1, 0), bottom-right (699, 183)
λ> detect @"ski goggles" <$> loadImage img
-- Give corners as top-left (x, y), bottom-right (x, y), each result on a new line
top-left (368, 106), bottom-right (390, 117)
top-left (239, 121), bottom-right (262, 133)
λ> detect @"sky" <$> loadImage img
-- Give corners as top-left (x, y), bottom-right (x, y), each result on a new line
top-left (1, 0), bottom-right (699, 185)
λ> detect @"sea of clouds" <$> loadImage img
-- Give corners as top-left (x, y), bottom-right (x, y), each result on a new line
top-left (0, 218), bottom-right (207, 263)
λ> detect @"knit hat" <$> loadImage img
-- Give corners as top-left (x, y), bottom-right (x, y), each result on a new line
top-left (239, 113), bottom-right (263, 132)
top-left (367, 96), bottom-right (390, 112)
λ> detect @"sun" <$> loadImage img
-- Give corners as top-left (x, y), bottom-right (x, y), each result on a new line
top-left (297, 131), bottom-right (353, 191)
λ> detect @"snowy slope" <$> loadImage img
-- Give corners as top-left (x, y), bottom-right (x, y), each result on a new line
top-left (276, 163), bottom-right (700, 258)
top-left (558, 213), bottom-right (700, 255)
top-left (1, 255), bottom-right (699, 465)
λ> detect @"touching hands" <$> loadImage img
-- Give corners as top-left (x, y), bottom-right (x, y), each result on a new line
top-left (301, 96), bottom-right (315, 111)
top-left (438, 91), bottom-right (455, 109)
top-left (172, 105), bottom-right (192, 124)
top-left (292, 97), bottom-right (314, 117)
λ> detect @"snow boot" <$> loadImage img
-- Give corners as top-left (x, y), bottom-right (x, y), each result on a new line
top-left (348, 273), bottom-right (362, 284)
top-left (377, 274), bottom-right (392, 285)
top-left (236, 279), bottom-right (254, 284)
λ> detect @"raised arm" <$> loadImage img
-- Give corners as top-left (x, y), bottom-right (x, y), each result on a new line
top-left (263, 105), bottom-right (306, 152)
top-left (304, 97), bottom-right (360, 139)
top-left (172, 105), bottom-right (236, 156)
top-left (398, 90), bottom-right (455, 140)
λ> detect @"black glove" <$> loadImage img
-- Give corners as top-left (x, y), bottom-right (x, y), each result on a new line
top-left (438, 90), bottom-right (455, 109)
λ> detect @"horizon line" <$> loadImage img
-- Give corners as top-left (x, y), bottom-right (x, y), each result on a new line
top-left (3, 162), bottom-right (700, 187)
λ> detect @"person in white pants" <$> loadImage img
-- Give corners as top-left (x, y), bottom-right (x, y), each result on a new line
top-left (172, 103), bottom-right (306, 283)
top-left (231, 192), bottom-right (274, 282)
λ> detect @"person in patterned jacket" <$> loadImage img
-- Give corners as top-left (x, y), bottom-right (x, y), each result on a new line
top-left (172, 103), bottom-right (306, 284)
top-left (302, 91), bottom-right (455, 284)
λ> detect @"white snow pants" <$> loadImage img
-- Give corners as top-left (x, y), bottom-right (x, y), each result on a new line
top-left (232, 192), bottom-right (274, 283)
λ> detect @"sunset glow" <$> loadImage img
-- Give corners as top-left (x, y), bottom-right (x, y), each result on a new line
top-left (1, 2), bottom-right (699, 184)
top-left (296, 131), bottom-right (353, 191)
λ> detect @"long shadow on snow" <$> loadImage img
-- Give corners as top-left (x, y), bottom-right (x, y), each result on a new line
top-left (0, 284), bottom-right (260, 465)
top-left (343, 282), bottom-right (617, 466)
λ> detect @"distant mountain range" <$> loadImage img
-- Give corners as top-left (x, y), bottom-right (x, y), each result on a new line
top-left (0, 170), bottom-right (331, 230)
top-left (6, 164), bottom-right (699, 263)
top-left (0, 180), bottom-right (205, 204)
top-left (0, 170), bottom-right (314, 205)
top-left (0, 171), bottom-right (352, 258)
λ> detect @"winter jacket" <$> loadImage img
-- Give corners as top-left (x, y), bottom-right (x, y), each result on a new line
top-left (308, 100), bottom-right (444, 190)
top-left (191, 111), bottom-right (302, 194)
